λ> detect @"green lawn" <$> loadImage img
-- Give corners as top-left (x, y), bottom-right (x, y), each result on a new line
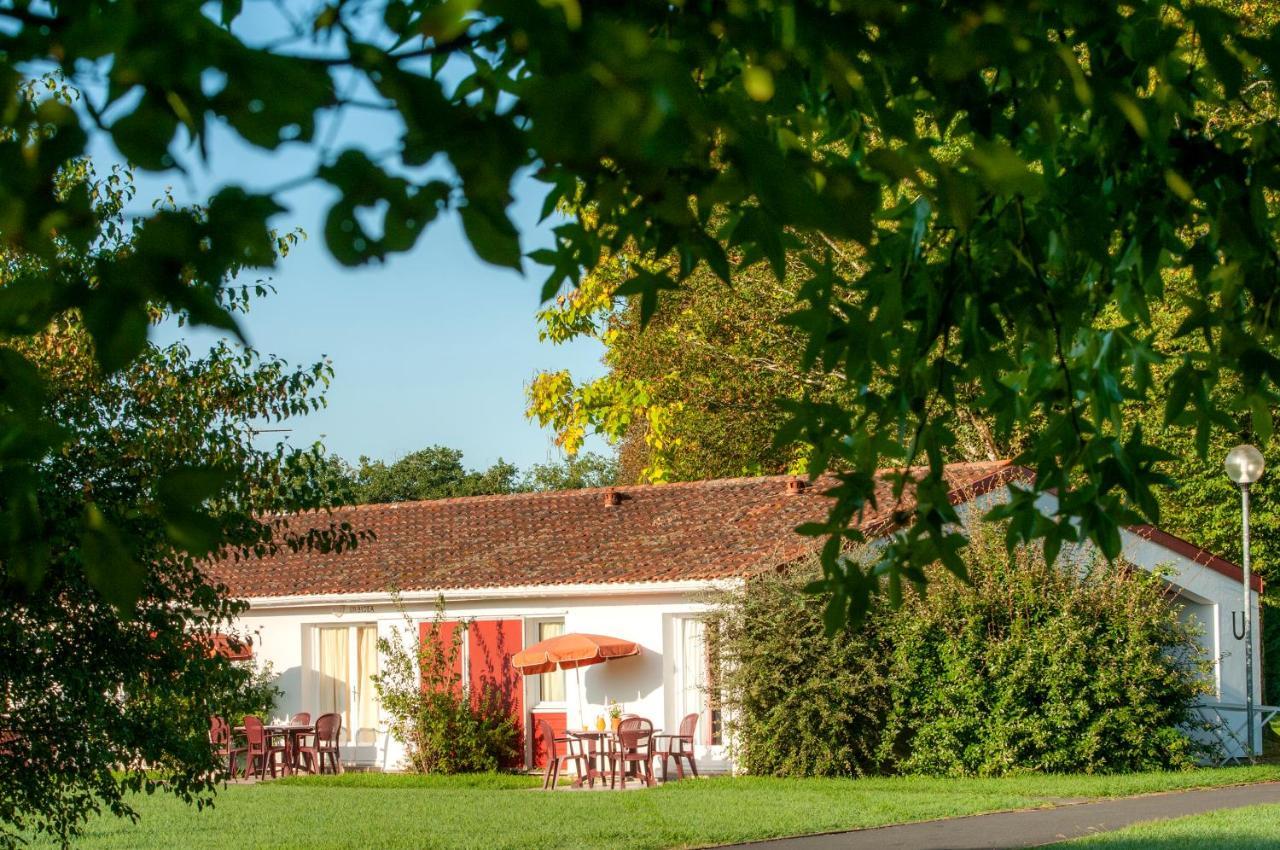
top-left (1068, 802), bottom-right (1280, 848)
top-left (35, 766), bottom-right (1280, 850)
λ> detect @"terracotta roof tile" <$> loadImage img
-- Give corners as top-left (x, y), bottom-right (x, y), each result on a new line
top-left (213, 461), bottom-right (1017, 598)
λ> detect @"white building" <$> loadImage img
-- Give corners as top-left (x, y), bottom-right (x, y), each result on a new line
top-left (214, 461), bottom-right (1266, 771)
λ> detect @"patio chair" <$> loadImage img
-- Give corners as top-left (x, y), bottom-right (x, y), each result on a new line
top-left (536, 718), bottom-right (587, 790)
top-left (297, 712), bottom-right (343, 775)
top-left (208, 716), bottom-right (235, 778)
top-left (287, 713), bottom-right (311, 771)
top-left (240, 716), bottom-right (288, 779)
top-left (652, 713), bottom-right (700, 781)
top-left (610, 717), bottom-right (655, 789)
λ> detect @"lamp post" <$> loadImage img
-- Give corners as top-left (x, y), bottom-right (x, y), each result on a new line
top-left (1225, 443), bottom-right (1265, 760)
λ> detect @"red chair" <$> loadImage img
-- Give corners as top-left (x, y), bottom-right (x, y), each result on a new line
top-left (208, 716), bottom-right (235, 778)
top-left (286, 713), bottom-right (311, 772)
top-left (240, 716), bottom-right (289, 779)
top-left (610, 717), bottom-right (655, 789)
top-left (652, 712), bottom-right (700, 781)
top-left (536, 718), bottom-right (587, 790)
top-left (297, 712), bottom-right (343, 775)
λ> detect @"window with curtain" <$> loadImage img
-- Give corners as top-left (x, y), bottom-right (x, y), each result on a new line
top-left (537, 620), bottom-right (565, 704)
top-left (678, 617), bottom-right (723, 745)
top-left (354, 624), bottom-right (380, 743)
top-left (317, 626), bottom-right (350, 728)
top-left (315, 624), bottom-right (380, 742)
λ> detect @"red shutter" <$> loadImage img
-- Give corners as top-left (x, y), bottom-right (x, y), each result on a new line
top-left (419, 620), bottom-right (464, 695)
top-left (467, 619), bottom-right (524, 765)
top-left (467, 619), bottom-right (523, 717)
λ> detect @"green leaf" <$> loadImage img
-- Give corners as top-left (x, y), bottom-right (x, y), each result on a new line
top-left (80, 504), bottom-right (145, 613)
top-left (110, 95), bottom-right (179, 172)
top-left (459, 203), bottom-right (522, 270)
top-left (1249, 395), bottom-right (1273, 444)
top-left (966, 142), bottom-right (1044, 197)
top-left (613, 269), bottom-right (680, 328)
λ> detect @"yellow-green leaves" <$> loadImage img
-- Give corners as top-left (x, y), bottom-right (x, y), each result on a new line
top-left (742, 65), bottom-right (775, 102)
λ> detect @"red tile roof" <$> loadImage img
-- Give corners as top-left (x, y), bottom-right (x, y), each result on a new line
top-left (212, 462), bottom-right (1019, 599)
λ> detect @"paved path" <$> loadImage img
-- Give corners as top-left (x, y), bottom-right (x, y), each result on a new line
top-left (724, 781), bottom-right (1280, 849)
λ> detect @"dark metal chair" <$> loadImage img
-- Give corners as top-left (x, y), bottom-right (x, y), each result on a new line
top-left (652, 712), bottom-right (700, 781)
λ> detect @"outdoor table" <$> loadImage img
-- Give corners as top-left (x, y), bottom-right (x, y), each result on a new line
top-left (234, 722), bottom-right (315, 777)
top-left (567, 728), bottom-right (661, 788)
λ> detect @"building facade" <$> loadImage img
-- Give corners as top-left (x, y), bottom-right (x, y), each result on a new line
top-left (215, 462), bottom-right (1265, 770)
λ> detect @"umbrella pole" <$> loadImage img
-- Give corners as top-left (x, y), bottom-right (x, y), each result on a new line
top-left (575, 666), bottom-right (583, 730)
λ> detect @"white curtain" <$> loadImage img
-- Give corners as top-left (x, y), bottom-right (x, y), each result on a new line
top-left (680, 618), bottom-right (707, 727)
top-left (538, 621), bottom-right (565, 704)
top-left (354, 625), bottom-right (380, 743)
top-left (318, 626), bottom-right (350, 732)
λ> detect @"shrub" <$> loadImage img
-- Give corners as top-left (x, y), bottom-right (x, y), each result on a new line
top-left (712, 526), bottom-right (1214, 777)
top-left (712, 564), bottom-right (892, 777)
top-left (211, 660), bottom-right (283, 724)
top-left (373, 597), bottom-right (521, 774)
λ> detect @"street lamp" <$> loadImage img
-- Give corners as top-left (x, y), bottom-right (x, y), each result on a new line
top-left (1225, 443), bottom-right (1264, 760)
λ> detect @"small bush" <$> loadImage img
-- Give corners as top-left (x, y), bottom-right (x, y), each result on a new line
top-left (712, 526), bottom-right (1214, 777)
top-left (222, 661), bottom-right (283, 722)
top-left (373, 597), bottom-right (521, 774)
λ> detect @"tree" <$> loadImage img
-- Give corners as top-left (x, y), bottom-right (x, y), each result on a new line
top-left (352, 446), bottom-right (519, 503)
top-left (527, 242), bottom-right (1015, 484)
top-left (520, 452), bottom-right (618, 492)
top-left (3, 2), bottom-right (1280, 634)
top-left (0, 164), bottom-right (351, 847)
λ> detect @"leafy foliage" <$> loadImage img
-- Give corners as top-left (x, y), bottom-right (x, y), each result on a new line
top-left (372, 598), bottom-right (521, 774)
top-left (319, 447), bottom-right (617, 504)
top-left (529, 242), bottom-right (995, 484)
top-left (520, 451), bottom-right (618, 492)
top-left (712, 529), bottom-right (1213, 777)
top-left (220, 662), bottom-right (284, 725)
top-left (3, 0), bottom-right (1280, 678)
top-left (351, 446), bottom-right (520, 503)
top-left (0, 164), bottom-right (352, 847)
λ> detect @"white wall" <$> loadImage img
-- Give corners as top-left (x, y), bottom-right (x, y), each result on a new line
top-left (1118, 522), bottom-right (1264, 757)
top-left (234, 584), bottom-right (730, 772)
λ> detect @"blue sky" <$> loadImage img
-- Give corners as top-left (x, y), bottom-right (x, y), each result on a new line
top-left (82, 8), bottom-right (608, 471)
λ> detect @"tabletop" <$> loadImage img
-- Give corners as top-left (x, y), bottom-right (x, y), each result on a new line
top-left (233, 723), bottom-right (314, 733)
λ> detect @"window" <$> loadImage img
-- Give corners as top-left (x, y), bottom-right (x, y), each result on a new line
top-left (536, 620), bottom-right (565, 705)
top-left (316, 624), bottom-right (380, 743)
top-left (675, 617), bottom-right (723, 746)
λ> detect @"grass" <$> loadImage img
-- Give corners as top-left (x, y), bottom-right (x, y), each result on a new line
top-left (1068, 802), bottom-right (1280, 848)
top-left (33, 766), bottom-right (1280, 850)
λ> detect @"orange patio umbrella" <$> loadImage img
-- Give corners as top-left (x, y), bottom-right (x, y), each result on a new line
top-left (512, 633), bottom-right (640, 674)
top-left (512, 633), bottom-right (641, 724)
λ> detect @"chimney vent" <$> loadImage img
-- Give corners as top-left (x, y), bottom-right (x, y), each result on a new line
top-left (603, 489), bottom-right (622, 507)
top-left (786, 478), bottom-right (807, 495)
